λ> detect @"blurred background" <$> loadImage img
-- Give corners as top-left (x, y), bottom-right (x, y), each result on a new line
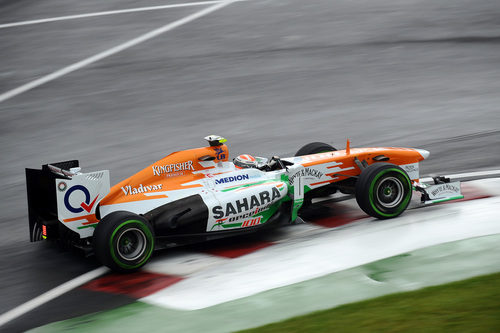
top-left (1, 0), bottom-right (499, 330)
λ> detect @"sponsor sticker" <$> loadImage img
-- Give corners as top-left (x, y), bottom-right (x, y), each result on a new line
top-left (121, 184), bottom-right (163, 196)
top-left (215, 174), bottom-right (250, 185)
top-left (152, 161), bottom-right (194, 176)
top-left (214, 147), bottom-right (226, 161)
top-left (57, 181), bottom-right (67, 192)
top-left (55, 170), bottom-right (110, 239)
top-left (401, 162), bottom-right (419, 180)
top-left (428, 182), bottom-right (461, 200)
top-left (289, 168), bottom-right (324, 185)
top-left (212, 187), bottom-right (283, 219)
top-left (241, 216), bottom-right (262, 227)
top-left (64, 185), bottom-right (99, 214)
top-left (211, 216), bottom-right (263, 230)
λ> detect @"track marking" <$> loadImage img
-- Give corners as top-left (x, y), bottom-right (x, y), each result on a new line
top-left (0, 0), bottom-right (239, 104)
top-left (82, 271), bottom-right (183, 298)
top-left (420, 169), bottom-right (500, 183)
top-left (1, 171), bottom-right (497, 326)
top-left (144, 195), bottom-right (500, 310)
top-left (0, 266), bottom-right (109, 327)
top-left (0, 1), bottom-right (245, 29)
top-left (313, 170), bottom-right (500, 205)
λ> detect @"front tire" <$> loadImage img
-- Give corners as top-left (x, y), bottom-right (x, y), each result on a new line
top-left (355, 163), bottom-right (412, 219)
top-left (93, 211), bottom-right (154, 272)
top-left (295, 142), bottom-right (337, 156)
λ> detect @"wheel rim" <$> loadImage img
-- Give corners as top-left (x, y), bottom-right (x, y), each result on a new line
top-left (116, 228), bottom-right (147, 261)
top-left (375, 176), bottom-right (404, 208)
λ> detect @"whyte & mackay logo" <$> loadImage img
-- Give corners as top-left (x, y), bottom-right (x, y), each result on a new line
top-left (289, 168), bottom-right (324, 185)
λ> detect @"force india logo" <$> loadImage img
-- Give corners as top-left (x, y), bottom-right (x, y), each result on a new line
top-left (212, 187), bottom-right (282, 219)
top-left (152, 161), bottom-right (194, 176)
top-left (212, 216), bottom-right (262, 230)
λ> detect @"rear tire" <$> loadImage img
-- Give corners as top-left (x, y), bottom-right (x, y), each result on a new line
top-left (355, 163), bottom-right (412, 219)
top-left (93, 211), bottom-right (154, 272)
top-left (295, 142), bottom-right (337, 156)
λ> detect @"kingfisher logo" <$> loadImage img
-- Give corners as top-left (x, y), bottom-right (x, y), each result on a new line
top-left (152, 161), bottom-right (194, 176)
top-left (64, 185), bottom-right (99, 214)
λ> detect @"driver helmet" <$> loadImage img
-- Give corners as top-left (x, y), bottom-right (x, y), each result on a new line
top-left (234, 154), bottom-right (257, 169)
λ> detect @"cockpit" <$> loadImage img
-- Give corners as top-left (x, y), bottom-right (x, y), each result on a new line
top-left (234, 154), bottom-right (293, 172)
top-left (204, 135), bottom-right (294, 172)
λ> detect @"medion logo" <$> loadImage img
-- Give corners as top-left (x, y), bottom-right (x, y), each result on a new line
top-left (121, 184), bottom-right (163, 196)
top-left (152, 161), bottom-right (194, 176)
top-left (215, 174), bottom-right (249, 185)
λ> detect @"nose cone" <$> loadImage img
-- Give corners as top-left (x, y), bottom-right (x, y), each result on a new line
top-left (415, 148), bottom-right (430, 159)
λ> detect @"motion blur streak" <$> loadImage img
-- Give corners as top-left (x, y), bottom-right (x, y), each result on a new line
top-left (0, 1), bottom-right (247, 29)
top-left (1, 0), bottom-right (499, 330)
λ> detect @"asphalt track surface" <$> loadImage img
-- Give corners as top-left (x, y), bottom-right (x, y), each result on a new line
top-left (0, 0), bottom-right (499, 331)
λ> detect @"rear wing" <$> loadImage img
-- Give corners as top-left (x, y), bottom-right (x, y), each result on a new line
top-left (26, 160), bottom-right (110, 242)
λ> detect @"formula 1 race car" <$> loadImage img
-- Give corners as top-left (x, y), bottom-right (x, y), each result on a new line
top-left (26, 136), bottom-right (462, 272)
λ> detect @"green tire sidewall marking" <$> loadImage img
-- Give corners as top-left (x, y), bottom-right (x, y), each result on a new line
top-left (109, 219), bottom-right (154, 270)
top-left (368, 168), bottom-right (411, 218)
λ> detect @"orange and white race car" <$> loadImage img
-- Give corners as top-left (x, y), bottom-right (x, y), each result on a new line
top-left (26, 135), bottom-right (462, 272)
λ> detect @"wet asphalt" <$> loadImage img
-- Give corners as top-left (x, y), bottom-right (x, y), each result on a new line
top-left (0, 0), bottom-right (499, 331)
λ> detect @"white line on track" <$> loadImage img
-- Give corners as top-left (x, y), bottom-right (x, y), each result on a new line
top-left (0, 0), bottom-right (239, 104)
top-left (0, 1), bottom-right (245, 29)
top-left (0, 266), bottom-right (109, 327)
top-left (312, 169), bottom-right (500, 205)
top-left (421, 169), bottom-right (500, 183)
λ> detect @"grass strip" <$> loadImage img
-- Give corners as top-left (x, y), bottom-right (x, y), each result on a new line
top-left (238, 272), bottom-right (500, 333)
